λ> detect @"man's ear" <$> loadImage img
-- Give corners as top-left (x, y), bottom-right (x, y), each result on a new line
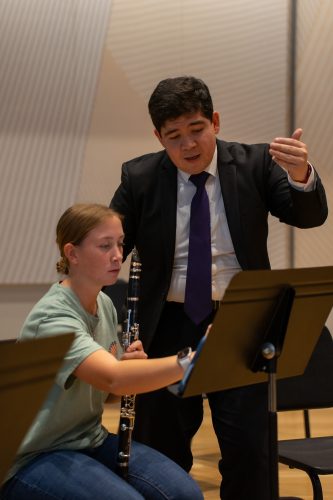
top-left (154, 128), bottom-right (164, 146)
top-left (63, 242), bottom-right (78, 266)
top-left (212, 111), bottom-right (220, 135)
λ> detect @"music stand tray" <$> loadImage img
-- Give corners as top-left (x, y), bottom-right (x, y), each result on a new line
top-left (0, 333), bottom-right (74, 484)
top-left (168, 266), bottom-right (333, 500)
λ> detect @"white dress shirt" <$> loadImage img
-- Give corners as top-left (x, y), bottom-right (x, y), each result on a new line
top-left (166, 146), bottom-right (315, 303)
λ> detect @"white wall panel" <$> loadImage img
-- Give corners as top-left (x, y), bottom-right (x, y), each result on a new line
top-left (106, 0), bottom-right (288, 144)
top-left (0, 0), bottom-right (112, 283)
top-left (293, 0), bottom-right (333, 332)
top-left (80, 0), bottom-right (289, 273)
top-left (294, 0), bottom-right (333, 269)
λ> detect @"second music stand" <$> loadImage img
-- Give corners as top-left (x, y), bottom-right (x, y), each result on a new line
top-left (169, 266), bottom-right (333, 500)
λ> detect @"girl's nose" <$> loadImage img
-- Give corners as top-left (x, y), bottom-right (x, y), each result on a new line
top-left (112, 247), bottom-right (123, 262)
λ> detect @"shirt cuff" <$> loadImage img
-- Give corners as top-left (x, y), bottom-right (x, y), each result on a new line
top-left (288, 163), bottom-right (316, 192)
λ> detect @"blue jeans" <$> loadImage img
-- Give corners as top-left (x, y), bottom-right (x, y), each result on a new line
top-left (1, 434), bottom-right (203, 500)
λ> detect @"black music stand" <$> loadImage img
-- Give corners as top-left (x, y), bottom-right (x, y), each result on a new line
top-left (168, 266), bottom-right (333, 500)
top-left (0, 333), bottom-right (74, 484)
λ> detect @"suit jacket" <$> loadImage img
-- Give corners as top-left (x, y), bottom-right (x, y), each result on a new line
top-left (111, 139), bottom-right (328, 350)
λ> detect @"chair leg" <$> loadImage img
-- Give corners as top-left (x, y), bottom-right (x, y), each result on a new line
top-left (303, 409), bottom-right (311, 438)
top-left (307, 471), bottom-right (323, 500)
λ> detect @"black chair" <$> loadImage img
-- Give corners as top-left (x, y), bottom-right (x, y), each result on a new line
top-left (102, 279), bottom-right (128, 325)
top-left (277, 326), bottom-right (333, 500)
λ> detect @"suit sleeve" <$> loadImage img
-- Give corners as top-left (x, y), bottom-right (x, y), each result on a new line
top-left (110, 163), bottom-right (136, 261)
top-left (262, 146), bottom-right (328, 229)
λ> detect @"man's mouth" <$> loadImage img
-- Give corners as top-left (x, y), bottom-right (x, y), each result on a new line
top-left (185, 154), bottom-right (200, 161)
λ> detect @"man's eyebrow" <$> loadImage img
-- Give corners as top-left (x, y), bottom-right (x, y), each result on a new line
top-left (164, 128), bottom-right (179, 137)
top-left (163, 119), bottom-right (205, 137)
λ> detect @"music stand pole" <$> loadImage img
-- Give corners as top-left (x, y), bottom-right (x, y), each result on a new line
top-left (261, 342), bottom-right (279, 500)
top-left (252, 286), bottom-right (296, 500)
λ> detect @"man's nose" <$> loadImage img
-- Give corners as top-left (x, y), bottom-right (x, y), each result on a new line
top-left (181, 136), bottom-right (196, 149)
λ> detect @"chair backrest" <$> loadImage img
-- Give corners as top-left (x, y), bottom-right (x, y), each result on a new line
top-left (102, 279), bottom-right (128, 324)
top-left (277, 326), bottom-right (333, 411)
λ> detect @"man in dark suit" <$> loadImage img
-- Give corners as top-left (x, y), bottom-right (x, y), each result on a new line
top-left (110, 76), bottom-right (328, 500)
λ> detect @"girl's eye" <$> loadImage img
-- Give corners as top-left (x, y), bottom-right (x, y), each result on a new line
top-left (99, 244), bottom-right (111, 250)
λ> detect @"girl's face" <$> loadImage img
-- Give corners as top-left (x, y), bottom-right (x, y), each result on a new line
top-left (67, 215), bottom-right (124, 287)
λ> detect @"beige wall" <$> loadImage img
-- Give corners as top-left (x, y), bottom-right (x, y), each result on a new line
top-left (0, 0), bottom-right (332, 339)
top-left (294, 0), bottom-right (333, 269)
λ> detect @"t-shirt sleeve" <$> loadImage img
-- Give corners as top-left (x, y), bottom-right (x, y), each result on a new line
top-left (36, 315), bottom-right (104, 389)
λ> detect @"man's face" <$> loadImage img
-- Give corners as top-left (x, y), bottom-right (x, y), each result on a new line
top-left (154, 111), bottom-right (220, 174)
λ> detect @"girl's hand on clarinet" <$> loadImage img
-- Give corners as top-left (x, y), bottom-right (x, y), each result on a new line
top-left (205, 324), bottom-right (212, 336)
top-left (121, 340), bottom-right (148, 360)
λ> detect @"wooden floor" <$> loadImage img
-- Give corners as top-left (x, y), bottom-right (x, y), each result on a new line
top-left (103, 401), bottom-right (333, 500)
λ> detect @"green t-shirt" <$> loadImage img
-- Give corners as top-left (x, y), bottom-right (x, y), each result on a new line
top-left (5, 283), bottom-right (122, 481)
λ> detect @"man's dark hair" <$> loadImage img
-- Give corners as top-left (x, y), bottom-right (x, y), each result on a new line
top-left (148, 76), bottom-right (214, 133)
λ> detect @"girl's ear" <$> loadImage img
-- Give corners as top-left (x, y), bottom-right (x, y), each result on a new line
top-left (63, 242), bottom-right (78, 267)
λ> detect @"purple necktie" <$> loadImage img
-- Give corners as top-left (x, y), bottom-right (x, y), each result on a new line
top-left (184, 171), bottom-right (212, 324)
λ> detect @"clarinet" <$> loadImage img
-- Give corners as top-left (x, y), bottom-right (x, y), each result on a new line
top-left (116, 248), bottom-right (141, 480)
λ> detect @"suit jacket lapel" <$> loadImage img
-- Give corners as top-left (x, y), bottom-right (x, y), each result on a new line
top-left (160, 154), bottom-right (178, 271)
top-left (216, 140), bottom-right (248, 269)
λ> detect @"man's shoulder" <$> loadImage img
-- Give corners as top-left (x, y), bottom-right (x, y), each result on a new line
top-left (217, 138), bottom-right (269, 164)
top-left (217, 138), bottom-right (268, 153)
top-left (123, 149), bottom-right (167, 172)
